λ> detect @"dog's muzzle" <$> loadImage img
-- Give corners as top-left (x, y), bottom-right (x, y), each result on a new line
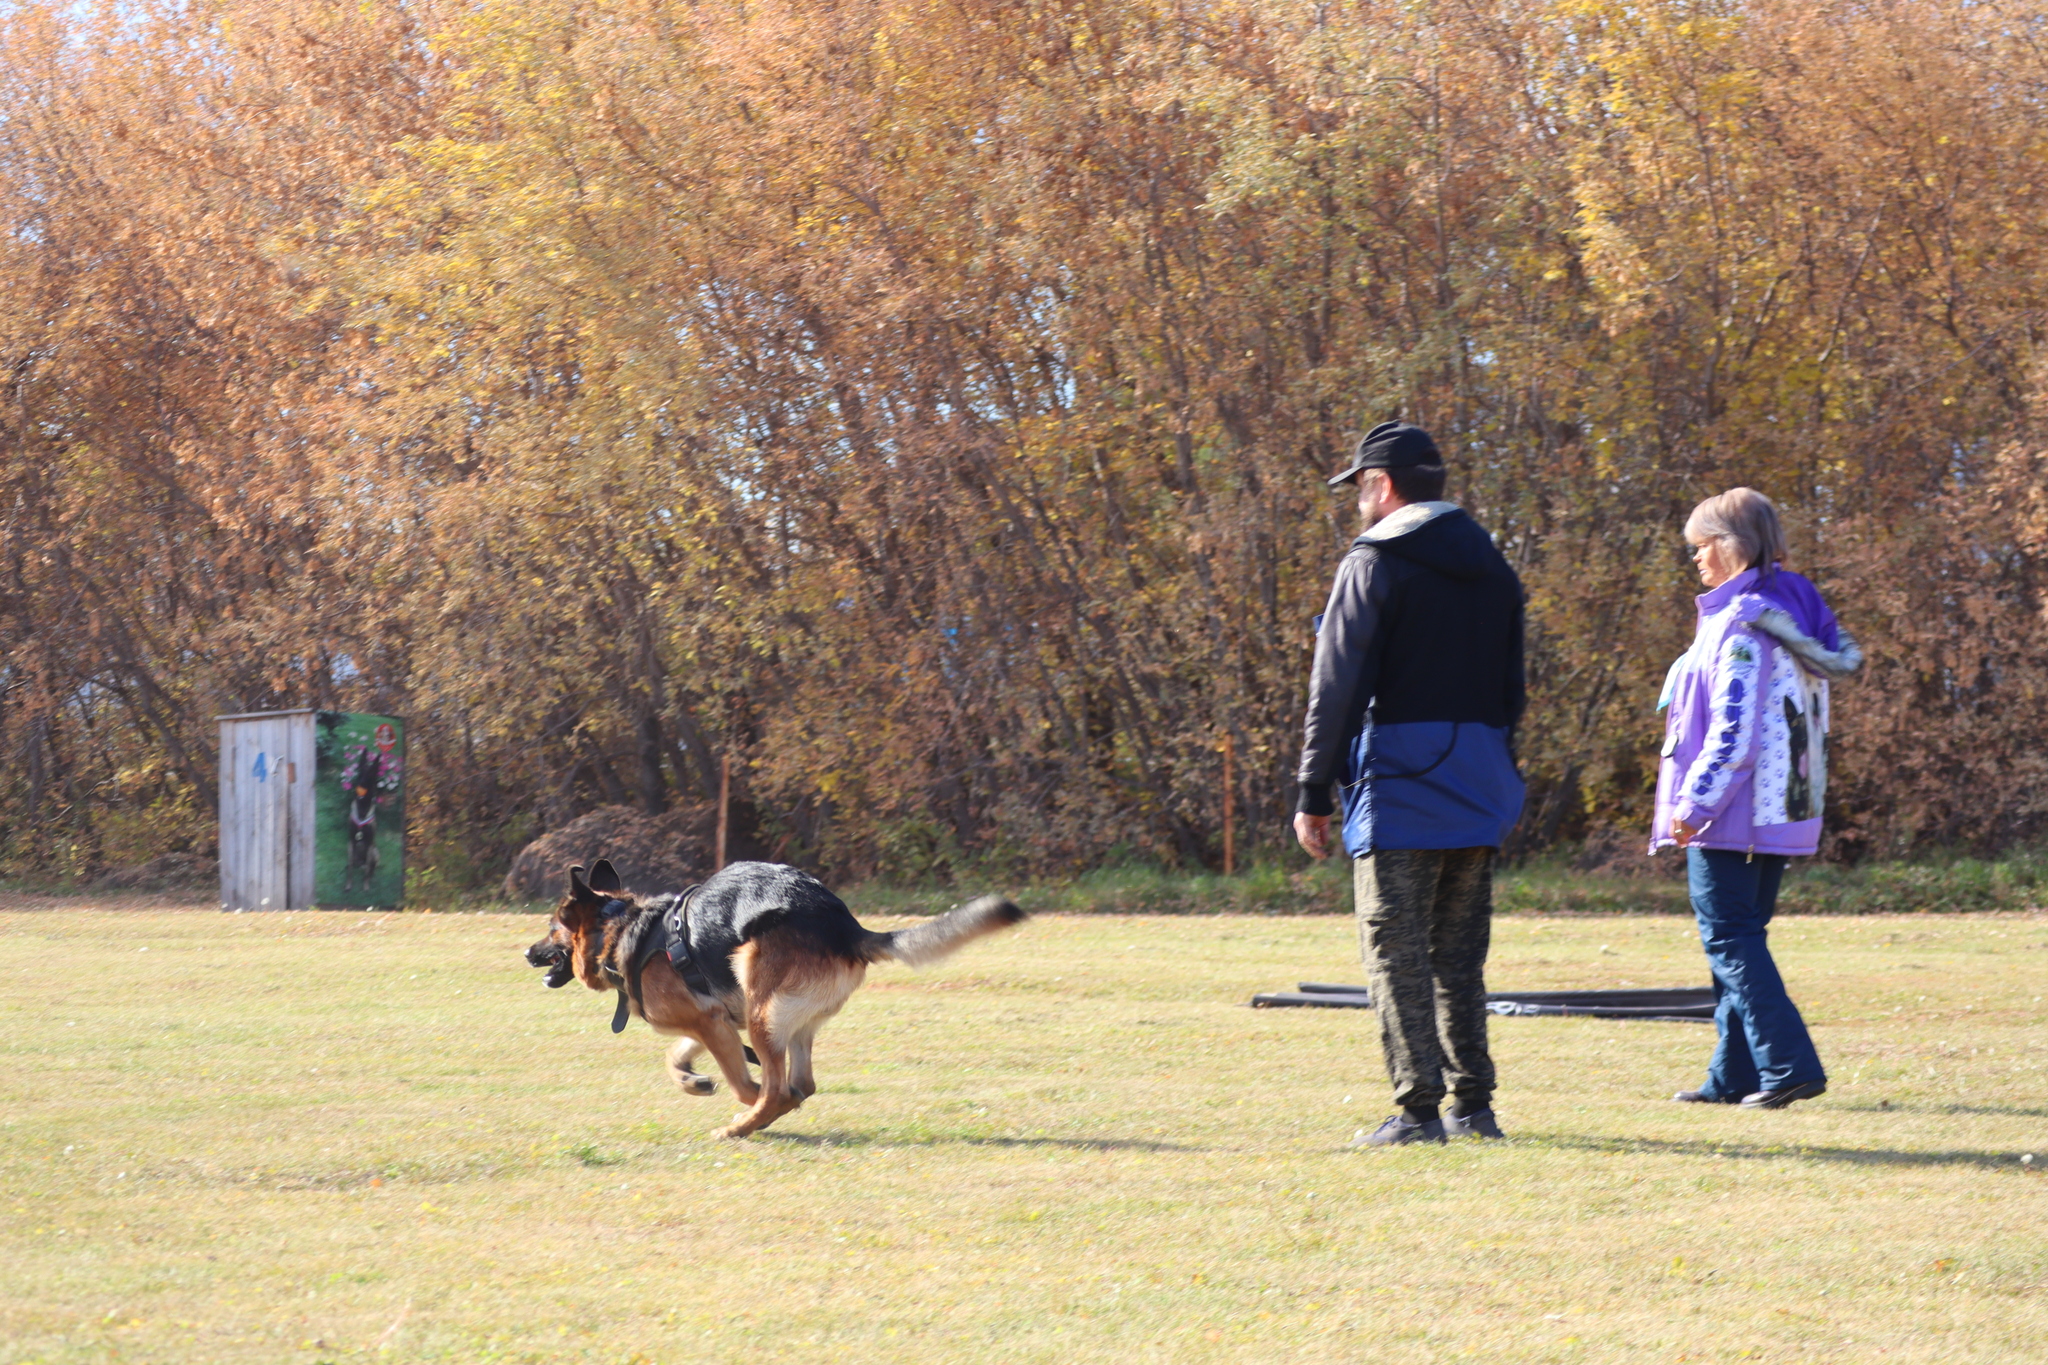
top-left (526, 941), bottom-right (574, 989)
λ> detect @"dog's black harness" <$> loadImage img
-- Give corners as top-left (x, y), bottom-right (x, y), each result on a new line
top-left (600, 888), bottom-right (697, 1033)
top-left (663, 889), bottom-right (720, 999)
top-left (595, 890), bottom-right (758, 1063)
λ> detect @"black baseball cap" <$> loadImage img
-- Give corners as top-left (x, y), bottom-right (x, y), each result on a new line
top-left (1326, 421), bottom-right (1442, 487)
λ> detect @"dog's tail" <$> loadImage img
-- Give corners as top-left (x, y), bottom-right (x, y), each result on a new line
top-left (860, 895), bottom-right (1027, 967)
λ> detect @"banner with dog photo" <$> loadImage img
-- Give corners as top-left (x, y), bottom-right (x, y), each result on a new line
top-left (314, 711), bottom-right (405, 906)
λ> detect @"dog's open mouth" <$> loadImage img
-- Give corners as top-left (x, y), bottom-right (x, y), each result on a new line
top-left (526, 942), bottom-right (574, 989)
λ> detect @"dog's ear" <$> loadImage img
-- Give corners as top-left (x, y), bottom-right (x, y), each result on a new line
top-left (567, 864), bottom-right (596, 903)
top-left (588, 859), bottom-right (622, 895)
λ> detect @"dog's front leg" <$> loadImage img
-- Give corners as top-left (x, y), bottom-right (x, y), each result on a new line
top-left (664, 1036), bottom-right (717, 1096)
top-left (698, 1018), bottom-right (760, 1109)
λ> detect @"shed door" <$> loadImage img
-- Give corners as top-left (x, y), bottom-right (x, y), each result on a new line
top-left (224, 717), bottom-right (297, 909)
top-left (288, 716), bottom-right (316, 910)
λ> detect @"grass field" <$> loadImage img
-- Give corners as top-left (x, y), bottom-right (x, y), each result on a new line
top-left (3, 902), bottom-right (2044, 1363)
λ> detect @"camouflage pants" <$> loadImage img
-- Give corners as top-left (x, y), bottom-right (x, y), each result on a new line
top-left (1354, 847), bottom-right (1497, 1109)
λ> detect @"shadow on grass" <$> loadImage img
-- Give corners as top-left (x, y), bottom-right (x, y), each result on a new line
top-left (1833, 1100), bottom-right (2048, 1119)
top-left (1530, 1132), bottom-right (2026, 1171)
top-left (760, 1130), bottom-right (1206, 1154)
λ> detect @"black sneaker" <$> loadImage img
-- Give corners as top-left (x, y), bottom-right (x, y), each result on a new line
top-left (1350, 1114), bottom-right (1447, 1147)
top-left (1444, 1107), bottom-right (1505, 1139)
top-left (1672, 1090), bottom-right (1737, 1103)
top-left (1740, 1081), bottom-right (1826, 1109)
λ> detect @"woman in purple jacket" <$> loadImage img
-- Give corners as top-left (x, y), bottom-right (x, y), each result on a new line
top-left (1653, 488), bottom-right (1858, 1109)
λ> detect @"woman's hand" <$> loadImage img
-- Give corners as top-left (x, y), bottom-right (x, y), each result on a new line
top-left (1672, 818), bottom-right (1702, 847)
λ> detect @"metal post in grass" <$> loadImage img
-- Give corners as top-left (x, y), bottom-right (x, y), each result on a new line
top-left (716, 753), bottom-right (730, 871)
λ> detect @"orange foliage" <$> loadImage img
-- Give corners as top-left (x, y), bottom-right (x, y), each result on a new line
top-left (3, 0), bottom-right (2046, 883)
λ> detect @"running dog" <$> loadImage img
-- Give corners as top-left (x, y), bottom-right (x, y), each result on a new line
top-left (524, 858), bottom-right (1025, 1138)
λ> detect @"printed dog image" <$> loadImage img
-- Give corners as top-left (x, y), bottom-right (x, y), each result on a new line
top-left (341, 763), bottom-right (381, 893)
top-left (525, 858), bottom-right (1026, 1138)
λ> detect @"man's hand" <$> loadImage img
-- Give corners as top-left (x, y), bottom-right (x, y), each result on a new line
top-left (1672, 818), bottom-right (1702, 847)
top-left (1293, 812), bottom-right (1332, 860)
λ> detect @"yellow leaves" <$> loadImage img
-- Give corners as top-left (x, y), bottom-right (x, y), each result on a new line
top-left (1571, 212), bottom-right (1651, 320)
top-left (6, 0), bottom-right (2048, 884)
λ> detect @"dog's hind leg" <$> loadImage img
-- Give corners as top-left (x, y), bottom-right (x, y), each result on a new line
top-left (718, 942), bottom-right (863, 1137)
top-left (717, 942), bottom-right (804, 1138)
top-left (780, 985), bottom-right (857, 1103)
top-left (664, 1036), bottom-right (717, 1097)
top-left (786, 1029), bottom-right (820, 1101)
top-left (776, 961), bottom-right (861, 1102)
top-left (718, 999), bottom-right (799, 1139)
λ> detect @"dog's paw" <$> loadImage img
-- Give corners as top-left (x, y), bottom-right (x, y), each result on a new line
top-left (678, 1075), bottom-right (716, 1096)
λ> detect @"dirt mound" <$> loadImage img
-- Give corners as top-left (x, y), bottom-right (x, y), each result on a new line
top-left (502, 804), bottom-right (718, 902)
top-left (88, 852), bottom-right (219, 892)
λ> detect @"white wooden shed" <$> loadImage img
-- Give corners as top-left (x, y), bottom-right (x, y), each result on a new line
top-left (217, 709), bottom-right (316, 910)
top-left (218, 708), bottom-right (407, 910)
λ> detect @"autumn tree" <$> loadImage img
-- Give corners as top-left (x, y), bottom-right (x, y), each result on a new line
top-left (4, 0), bottom-right (2045, 885)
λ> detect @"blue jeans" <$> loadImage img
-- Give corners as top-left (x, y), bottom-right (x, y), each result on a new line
top-left (1687, 848), bottom-right (1826, 1099)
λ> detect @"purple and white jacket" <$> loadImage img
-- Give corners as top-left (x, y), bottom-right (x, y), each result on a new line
top-left (1650, 568), bottom-right (1856, 857)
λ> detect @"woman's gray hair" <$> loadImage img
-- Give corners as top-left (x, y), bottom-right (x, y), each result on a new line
top-left (1685, 487), bottom-right (1788, 577)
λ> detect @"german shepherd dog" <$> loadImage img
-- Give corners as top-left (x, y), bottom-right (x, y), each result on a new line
top-left (524, 858), bottom-right (1026, 1138)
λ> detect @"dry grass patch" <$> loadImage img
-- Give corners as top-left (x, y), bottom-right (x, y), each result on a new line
top-left (1, 906), bottom-right (2044, 1363)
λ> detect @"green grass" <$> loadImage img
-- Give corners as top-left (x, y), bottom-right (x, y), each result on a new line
top-left (15, 840), bottom-right (2048, 917)
top-left (2, 903), bottom-right (2045, 1363)
top-left (1494, 847), bottom-right (2048, 918)
top-left (846, 844), bottom-right (2048, 918)
top-left (843, 855), bottom-right (1358, 917)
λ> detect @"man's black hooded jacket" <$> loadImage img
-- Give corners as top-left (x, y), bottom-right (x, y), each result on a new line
top-left (1296, 501), bottom-right (1526, 817)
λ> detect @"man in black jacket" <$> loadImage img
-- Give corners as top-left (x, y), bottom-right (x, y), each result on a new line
top-left (1293, 422), bottom-right (1527, 1146)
